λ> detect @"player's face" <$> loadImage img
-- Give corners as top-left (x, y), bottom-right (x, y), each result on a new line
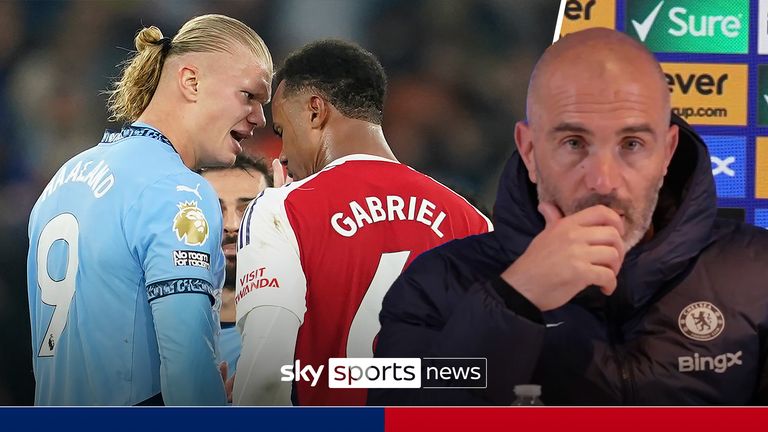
top-left (516, 67), bottom-right (678, 250)
top-left (194, 45), bottom-right (272, 168)
top-left (203, 168), bottom-right (268, 286)
top-left (270, 80), bottom-right (320, 181)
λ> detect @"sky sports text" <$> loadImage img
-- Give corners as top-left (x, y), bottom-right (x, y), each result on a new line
top-left (280, 358), bottom-right (487, 389)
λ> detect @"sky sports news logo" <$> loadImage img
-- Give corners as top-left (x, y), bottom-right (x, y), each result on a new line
top-left (281, 358), bottom-right (487, 389)
top-left (626, 0), bottom-right (748, 54)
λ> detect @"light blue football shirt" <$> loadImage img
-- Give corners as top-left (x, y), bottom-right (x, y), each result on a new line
top-left (27, 124), bottom-right (227, 405)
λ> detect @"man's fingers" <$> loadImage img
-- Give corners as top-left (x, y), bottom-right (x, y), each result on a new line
top-left (272, 159), bottom-right (285, 187)
top-left (225, 372), bottom-right (236, 403)
top-left (587, 265), bottom-right (617, 295)
top-left (538, 202), bottom-right (564, 227)
top-left (584, 245), bottom-right (622, 275)
top-left (579, 226), bottom-right (623, 246)
top-left (571, 205), bottom-right (625, 236)
top-left (219, 361), bottom-right (229, 383)
top-left (577, 226), bottom-right (626, 262)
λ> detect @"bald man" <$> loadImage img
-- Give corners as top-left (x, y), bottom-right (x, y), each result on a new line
top-left (371, 28), bottom-right (768, 405)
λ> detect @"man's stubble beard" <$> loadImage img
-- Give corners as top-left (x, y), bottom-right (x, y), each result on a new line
top-left (225, 257), bottom-right (236, 291)
top-left (535, 165), bottom-right (663, 251)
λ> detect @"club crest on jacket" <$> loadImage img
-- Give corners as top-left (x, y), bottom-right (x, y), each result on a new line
top-left (678, 301), bottom-right (725, 341)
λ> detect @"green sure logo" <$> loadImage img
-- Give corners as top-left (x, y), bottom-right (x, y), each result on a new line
top-left (625, 0), bottom-right (748, 54)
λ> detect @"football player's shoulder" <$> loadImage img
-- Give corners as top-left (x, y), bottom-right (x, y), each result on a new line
top-left (239, 179), bottom-right (311, 236)
top-left (124, 168), bottom-right (221, 238)
top-left (249, 183), bottom-right (294, 215)
top-left (411, 168), bottom-right (466, 200)
top-left (251, 173), bottom-right (324, 212)
top-left (390, 164), bottom-right (458, 200)
top-left (153, 170), bottom-right (220, 210)
top-left (33, 145), bottom-right (112, 208)
top-left (406, 166), bottom-right (492, 226)
top-left (107, 135), bottom-right (189, 185)
top-left (182, 170), bottom-right (217, 198)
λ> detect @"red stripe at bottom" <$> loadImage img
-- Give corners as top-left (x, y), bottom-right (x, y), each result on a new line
top-left (385, 407), bottom-right (768, 432)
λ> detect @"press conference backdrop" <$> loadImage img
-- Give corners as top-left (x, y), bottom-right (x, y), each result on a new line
top-left (558, 0), bottom-right (767, 226)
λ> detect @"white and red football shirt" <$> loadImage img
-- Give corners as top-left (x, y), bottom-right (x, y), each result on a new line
top-left (236, 154), bottom-right (492, 405)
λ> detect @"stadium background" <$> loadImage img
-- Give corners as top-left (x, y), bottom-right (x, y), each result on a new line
top-left (0, 0), bottom-right (558, 405)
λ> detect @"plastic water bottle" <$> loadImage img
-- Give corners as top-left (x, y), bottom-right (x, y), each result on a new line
top-left (511, 384), bottom-right (544, 405)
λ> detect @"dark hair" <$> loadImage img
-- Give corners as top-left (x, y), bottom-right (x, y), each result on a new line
top-left (275, 39), bottom-right (387, 125)
top-left (200, 153), bottom-right (273, 187)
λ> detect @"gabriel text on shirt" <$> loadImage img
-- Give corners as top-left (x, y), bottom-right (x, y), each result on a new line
top-left (330, 195), bottom-right (446, 238)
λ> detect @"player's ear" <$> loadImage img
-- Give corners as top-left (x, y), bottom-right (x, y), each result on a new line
top-left (308, 95), bottom-right (328, 130)
top-left (515, 120), bottom-right (537, 184)
top-left (178, 65), bottom-right (200, 102)
top-left (662, 124), bottom-right (679, 175)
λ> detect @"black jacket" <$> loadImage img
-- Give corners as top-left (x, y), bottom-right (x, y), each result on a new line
top-left (371, 115), bottom-right (768, 405)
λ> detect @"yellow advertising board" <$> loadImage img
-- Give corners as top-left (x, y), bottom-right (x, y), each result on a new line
top-left (558, 0), bottom-right (616, 39)
top-left (661, 63), bottom-right (747, 126)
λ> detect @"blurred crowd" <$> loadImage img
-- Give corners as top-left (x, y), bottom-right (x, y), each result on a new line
top-left (0, 0), bottom-right (557, 404)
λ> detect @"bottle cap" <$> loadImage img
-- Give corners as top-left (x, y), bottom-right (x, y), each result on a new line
top-left (513, 384), bottom-right (542, 397)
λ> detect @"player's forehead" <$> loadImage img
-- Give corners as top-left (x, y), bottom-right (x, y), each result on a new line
top-left (273, 80), bottom-right (289, 105)
top-left (200, 46), bottom-right (271, 84)
top-left (224, 42), bottom-right (270, 69)
top-left (270, 80), bottom-right (290, 119)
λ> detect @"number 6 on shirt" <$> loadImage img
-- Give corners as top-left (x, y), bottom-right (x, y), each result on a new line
top-left (346, 251), bottom-right (410, 358)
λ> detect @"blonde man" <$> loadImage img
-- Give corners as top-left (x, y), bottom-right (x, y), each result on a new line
top-left (27, 14), bottom-right (272, 405)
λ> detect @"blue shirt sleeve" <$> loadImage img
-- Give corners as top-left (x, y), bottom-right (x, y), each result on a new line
top-left (151, 290), bottom-right (227, 405)
top-left (124, 171), bottom-right (227, 405)
top-left (125, 171), bottom-right (225, 297)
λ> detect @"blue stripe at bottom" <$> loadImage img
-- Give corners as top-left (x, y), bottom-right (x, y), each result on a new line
top-left (0, 407), bottom-right (384, 432)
